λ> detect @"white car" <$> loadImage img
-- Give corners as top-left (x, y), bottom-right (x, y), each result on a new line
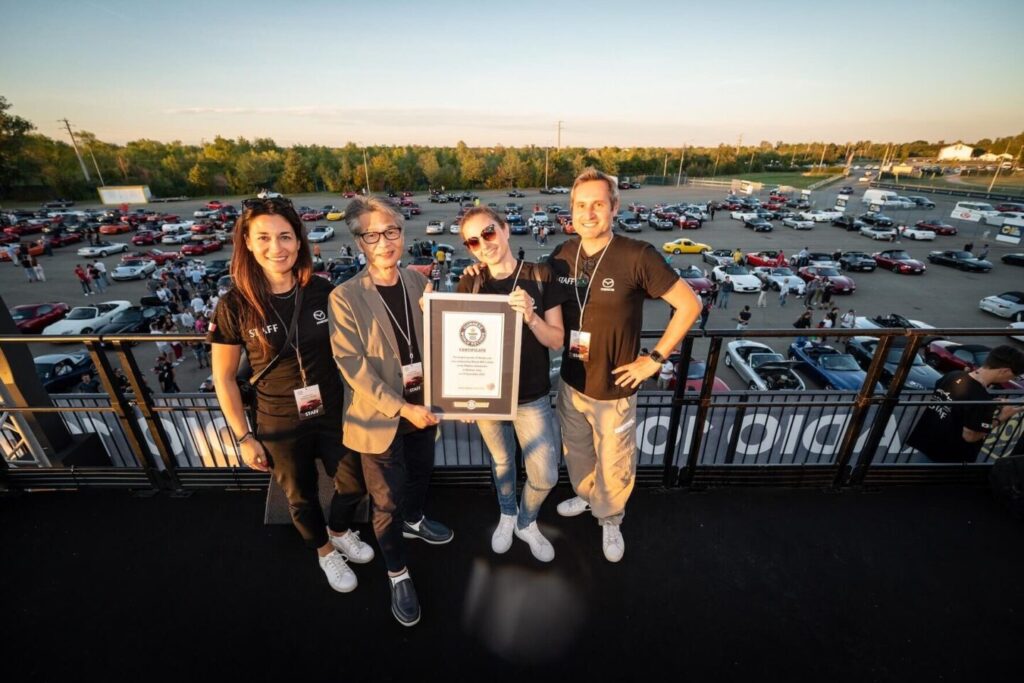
top-left (307, 226), bottom-right (335, 242)
top-left (1008, 322), bottom-right (1024, 343)
top-left (783, 216), bottom-right (815, 229)
top-left (528, 211), bottom-right (549, 226)
top-left (901, 226), bottom-right (936, 240)
top-left (257, 189), bottom-right (282, 199)
top-left (730, 210), bottom-right (760, 221)
top-left (799, 209), bottom-right (842, 222)
top-left (978, 291), bottom-right (1024, 321)
top-left (854, 314), bottom-right (933, 330)
top-left (860, 225), bottom-right (896, 241)
top-left (751, 266), bottom-right (806, 295)
top-left (110, 259), bottom-right (157, 281)
top-left (162, 232), bottom-right (190, 245)
top-left (724, 340), bottom-right (805, 391)
top-left (681, 205), bottom-right (709, 220)
top-left (42, 301), bottom-right (132, 335)
top-left (550, 186), bottom-right (570, 194)
top-left (426, 220), bottom-right (445, 235)
top-left (77, 241), bottom-right (128, 257)
top-left (193, 208), bottom-right (219, 218)
top-left (160, 222), bottom-right (194, 232)
top-left (982, 211), bottom-right (1024, 227)
top-left (711, 264), bottom-right (762, 292)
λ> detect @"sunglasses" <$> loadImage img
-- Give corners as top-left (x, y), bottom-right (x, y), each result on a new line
top-left (241, 196), bottom-right (294, 211)
top-left (463, 224), bottom-right (499, 250)
top-left (358, 227), bottom-right (402, 244)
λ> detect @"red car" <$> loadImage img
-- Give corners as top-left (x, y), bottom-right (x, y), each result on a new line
top-left (342, 191), bottom-right (357, 198)
top-left (99, 223), bottom-right (132, 235)
top-left (676, 215), bottom-right (701, 229)
top-left (668, 357), bottom-right (730, 392)
top-left (132, 230), bottom-right (158, 246)
top-left (796, 266), bottom-right (856, 293)
top-left (0, 242), bottom-right (44, 261)
top-left (190, 223), bottom-right (216, 234)
top-left (124, 249), bottom-right (179, 265)
top-left (407, 204), bottom-right (422, 215)
top-left (744, 250), bottom-right (787, 268)
top-left (4, 224), bottom-right (43, 236)
top-left (996, 202), bottom-right (1024, 213)
top-left (45, 231), bottom-right (83, 247)
top-left (205, 200), bottom-right (223, 210)
top-left (915, 219), bottom-right (957, 236)
top-left (180, 240), bottom-right (222, 256)
top-left (9, 302), bottom-right (70, 333)
top-left (925, 340), bottom-right (1024, 389)
top-left (676, 265), bottom-right (713, 295)
top-left (872, 249), bottom-right (927, 274)
top-left (301, 211), bottom-right (325, 221)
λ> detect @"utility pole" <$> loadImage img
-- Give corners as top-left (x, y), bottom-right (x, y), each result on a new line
top-left (362, 147), bottom-right (371, 194)
top-left (544, 148), bottom-right (550, 189)
top-left (676, 145), bottom-right (686, 187)
top-left (556, 120), bottom-right (563, 151)
top-left (987, 140), bottom-right (1014, 193)
top-left (663, 154), bottom-right (669, 178)
top-left (60, 118), bottom-right (91, 182)
top-left (818, 142), bottom-right (827, 169)
top-left (83, 136), bottom-right (106, 186)
top-left (712, 145), bottom-right (722, 177)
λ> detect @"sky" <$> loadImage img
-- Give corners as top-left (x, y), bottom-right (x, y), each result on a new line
top-left (1, 0), bottom-right (1022, 148)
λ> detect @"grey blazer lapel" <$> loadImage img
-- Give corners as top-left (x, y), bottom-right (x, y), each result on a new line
top-left (359, 270), bottom-right (401, 360)
top-left (404, 273), bottom-right (424, 349)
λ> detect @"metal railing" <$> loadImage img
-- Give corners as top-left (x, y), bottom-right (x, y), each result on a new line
top-left (1, 328), bottom-right (1021, 491)
top-left (869, 180), bottom-right (1024, 202)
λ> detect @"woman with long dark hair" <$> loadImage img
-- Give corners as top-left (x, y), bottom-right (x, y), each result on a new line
top-left (209, 196), bottom-right (372, 594)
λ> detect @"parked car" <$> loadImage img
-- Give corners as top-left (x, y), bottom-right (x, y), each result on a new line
top-left (1001, 253), bottom-right (1024, 267)
top-left (744, 250), bottom-right (787, 268)
top-left (844, 336), bottom-right (942, 390)
top-left (124, 248), bottom-right (179, 266)
top-left (914, 219), bottom-right (957, 235)
top-left (325, 208), bottom-right (346, 221)
top-left (838, 251), bottom-right (877, 272)
top-left (662, 238), bottom-right (711, 255)
top-left (307, 225), bottom-right (335, 242)
top-left (42, 301), bottom-right (132, 335)
top-left (725, 340), bottom-right (805, 391)
top-left (853, 313), bottom-right (933, 330)
top-left (711, 265), bottom-right (762, 292)
top-left (908, 196), bottom-right (936, 209)
top-left (788, 342), bottom-right (879, 391)
top-left (425, 220), bottom-right (445, 235)
top-left (406, 256), bottom-right (435, 277)
top-left (873, 249), bottom-right (927, 274)
top-left (744, 218), bottom-right (774, 232)
top-left (901, 225), bottom-right (936, 240)
top-left (616, 217), bottom-right (644, 233)
top-left (800, 209), bottom-right (843, 222)
top-left (675, 265), bottom-right (713, 295)
top-left (927, 250), bottom-right (993, 272)
top-left (861, 224), bottom-right (897, 241)
top-left (978, 291), bottom-right (1024, 321)
top-left (98, 223), bottom-right (132, 235)
top-left (751, 266), bottom-right (806, 295)
top-left (180, 239), bottom-right (223, 256)
top-left (796, 266), bottom-right (856, 294)
top-left (832, 215), bottom-right (866, 232)
top-left (8, 302), bottom-right (70, 333)
top-left (76, 241), bottom-right (128, 257)
top-left (110, 259), bottom-right (157, 281)
top-left (131, 230), bottom-right (159, 246)
top-left (94, 305), bottom-right (170, 335)
top-left (859, 213), bottom-right (895, 227)
top-left (925, 340), bottom-right (993, 373)
top-left (782, 216), bottom-right (814, 230)
top-left (33, 352), bottom-right (96, 392)
top-left (702, 249), bottom-right (735, 266)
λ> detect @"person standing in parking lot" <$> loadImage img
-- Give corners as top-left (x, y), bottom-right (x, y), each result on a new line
top-left (718, 276), bottom-right (732, 309)
top-left (548, 168), bottom-right (700, 563)
top-left (74, 264), bottom-right (93, 296)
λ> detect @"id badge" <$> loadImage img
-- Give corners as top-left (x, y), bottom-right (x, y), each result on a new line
top-left (402, 362), bottom-right (424, 397)
top-left (569, 330), bottom-right (591, 363)
top-left (294, 384), bottom-right (325, 420)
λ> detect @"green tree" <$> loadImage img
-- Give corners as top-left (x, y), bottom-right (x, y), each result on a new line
top-left (0, 96), bottom-right (36, 195)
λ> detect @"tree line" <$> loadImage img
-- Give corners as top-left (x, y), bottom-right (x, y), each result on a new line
top-left (2, 96), bottom-right (1021, 201)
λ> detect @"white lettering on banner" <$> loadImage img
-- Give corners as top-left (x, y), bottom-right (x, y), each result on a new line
top-left (782, 414), bottom-right (804, 455)
top-left (734, 414), bottom-right (781, 455)
top-left (637, 415), bottom-right (672, 456)
top-left (801, 414), bottom-right (851, 456)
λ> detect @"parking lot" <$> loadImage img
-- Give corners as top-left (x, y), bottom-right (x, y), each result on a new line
top-left (3, 181), bottom-right (1022, 392)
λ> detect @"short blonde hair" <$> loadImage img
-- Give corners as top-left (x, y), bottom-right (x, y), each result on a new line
top-left (571, 167), bottom-right (619, 208)
top-left (342, 196), bottom-right (405, 237)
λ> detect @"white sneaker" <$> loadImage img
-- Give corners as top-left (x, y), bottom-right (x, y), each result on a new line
top-left (514, 521), bottom-right (555, 562)
top-left (602, 525), bottom-right (625, 563)
top-left (329, 529), bottom-right (375, 564)
top-left (491, 513), bottom-right (516, 554)
top-left (556, 496), bottom-right (591, 517)
top-left (318, 551), bottom-right (357, 592)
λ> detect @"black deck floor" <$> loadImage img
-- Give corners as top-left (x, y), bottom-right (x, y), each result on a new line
top-left (2, 484), bottom-right (1022, 682)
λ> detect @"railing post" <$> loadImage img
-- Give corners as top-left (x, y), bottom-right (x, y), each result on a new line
top-left (109, 341), bottom-right (182, 490)
top-left (830, 335), bottom-right (895, 489)
top-left (679, 335), bottom-right (722, 486)
top-left (848, 334), bottom-right (926, 486)
top-left (660, 335), bottom-right (694, 487)
top-left (83, 340), bottom-right (168, 490)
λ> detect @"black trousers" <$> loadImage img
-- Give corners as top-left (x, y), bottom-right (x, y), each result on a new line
top-left (256, 410), bottom-right (365, 550)
top-left (359, 425), bottom-right (437, 572)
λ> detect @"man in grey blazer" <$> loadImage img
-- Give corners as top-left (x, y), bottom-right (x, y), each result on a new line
top-left (329, 196), bottom-right (453, 628)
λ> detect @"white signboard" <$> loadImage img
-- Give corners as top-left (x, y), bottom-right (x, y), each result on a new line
top-left (98, 185), bottom-right (152, 205)
top-left (996, 217), bottom-right (1023, 245)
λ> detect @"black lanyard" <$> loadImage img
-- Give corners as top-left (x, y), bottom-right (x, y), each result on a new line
top-left (260, 285), bottom-right (307, 386)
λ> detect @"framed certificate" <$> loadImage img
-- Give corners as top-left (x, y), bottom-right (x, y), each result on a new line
top-left (423, 293), bottom-right (522, 420)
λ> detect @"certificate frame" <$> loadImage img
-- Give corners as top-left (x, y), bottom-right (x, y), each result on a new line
top-left (423, 292), bottom-right (522, 420)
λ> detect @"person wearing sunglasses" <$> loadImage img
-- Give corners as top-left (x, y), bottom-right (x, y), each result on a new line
top-left (549, 168), bottom-right (701, 563)
top-left (208, 196), bottom-right (373, 595)
top-left (457, 207), bottom-right (568, 562)
top-left (328, 196), bottom-right (453, 627)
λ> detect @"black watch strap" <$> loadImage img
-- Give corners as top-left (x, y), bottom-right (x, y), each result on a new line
top-left (649, 350), bottom-right (665, 363)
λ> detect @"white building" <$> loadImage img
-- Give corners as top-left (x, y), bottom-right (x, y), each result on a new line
top-left (937, 143), bottom-right (975, 162)
top-left (978, 152), bottom-right (1013, 162)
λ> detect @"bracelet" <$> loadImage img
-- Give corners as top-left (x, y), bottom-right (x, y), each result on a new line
top-left (236, 431), bottom-right (254, 444)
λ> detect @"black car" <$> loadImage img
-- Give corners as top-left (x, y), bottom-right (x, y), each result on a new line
top-left (95, 305), bottom-right (170, 336)
top-left (34, 352), bottom-right (95, 392)
top-left (1002, 253), bottom-right (1024, 267)
top-left (859, 213), bottom-right (895, 227)
top-left (909, 196), bottom-right (936, 209)
top-left (838, 251), bottom-right (877, 272)
top-left (832, 215), bottom-right (866, 231)
top-left (326, 258), bottom-right (360, 285)
top-left (744, 218), bottom-right (774, 232)
top-left (839, 186), bottom-right (855, 195)
top-left (448, 257), bottom-right (475, 282)
top-left (845, 337), bottom-right (942, 391)
top-left (205, 259), bottom-right (230, 281)
top-left (927, 250), bottom-right (993, 272)
top-left (507, 189), bottom-right (525, 198)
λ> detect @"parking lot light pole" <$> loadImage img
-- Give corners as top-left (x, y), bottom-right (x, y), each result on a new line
top-left (362, 147), bottom-right (371, 195)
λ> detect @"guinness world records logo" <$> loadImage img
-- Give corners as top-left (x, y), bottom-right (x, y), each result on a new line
top-left (459, 321), bottom-right (486, 346)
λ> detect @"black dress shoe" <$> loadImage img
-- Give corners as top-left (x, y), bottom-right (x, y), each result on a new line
top-left (401, 517), bottom-right (454, 545)
top-left (390, 578), bottom-right (420, 627)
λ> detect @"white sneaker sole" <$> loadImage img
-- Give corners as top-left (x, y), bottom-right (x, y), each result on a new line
top-left (557, 502), bottom-right (590, 517)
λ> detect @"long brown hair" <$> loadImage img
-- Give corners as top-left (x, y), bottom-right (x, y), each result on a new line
top-left (230, 198), bottom-right (313, 354)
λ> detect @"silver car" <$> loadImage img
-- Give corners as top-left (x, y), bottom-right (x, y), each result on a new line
top-left (725, 340), bottom-right (806, 391)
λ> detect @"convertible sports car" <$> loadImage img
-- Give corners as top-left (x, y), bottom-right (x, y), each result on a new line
top-left (796, 266), bottom-right (856, 294)
top-left (872, 249), bottom-right (927, 274)
top-left (838, 251), bottom-right (877, 272)
top-left (978, 291), bottom-right (1024, 321)
top-left (110, 258), bottom-right (157, 280)
top-left (662, 238), bottom-right (711, 255)
top-left (307, 225), bottom-right (335, 242)
top-left (901, 226), bottom-right (936, 241)
top-left (799, 209), bottom-right (843, 222)
top-left (94, 304), bottom-right (170, 335)
top-left (833, 216), bottom-right (867, 232)
top-left (124, 248), bottom-right (179, 266)
top-left (725, 340), bottom-right (805, 391)
top-left (927, 250), bottom-right (993, 272)
top-left (924, 340), bottom-right (992, 373)
top-left (1001, 253), bottom-right (1024, 266)
top-left (743, 217), bottom-right (774, 232)
top-left (34, 352), bottom-right (96, 393)
top-left (844, 336), bottom-right (942, 391)
top-left (9, 302), bottom-right (70, 333)
top-left (787, 342), bottom-right (880, 391)
top-left (711, 264), bottom-right (762, 292)
top-left (76, 241), bottom-right (128, 257)
top-left (42, 301), bottom-right (131, 335)
top-left (675, 265), bottom-right (713, 295)
top-left (915, 219), bottom-right (957, 235)
top-left (860, 225), bottom-right (897, 241)
top-left (744, 250), bottom-right (787, 268)
top-left (751, 266), bottom-right (806, 295)
top-left (131, 230), bottom-right (159, 246)
top-left (858, 213), bottom-right (895, 227)
top-left (853, 313), bottom-right (933, 330)
top-left (180, 239), bottom-right (223, 256)
top-left (782, 216), bottom-right (814, 230)
top-left (702, 249), bottom-right (735, 266)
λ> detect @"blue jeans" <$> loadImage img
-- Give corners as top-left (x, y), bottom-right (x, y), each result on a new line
top-left (476, 395), bottom-right (559, 528)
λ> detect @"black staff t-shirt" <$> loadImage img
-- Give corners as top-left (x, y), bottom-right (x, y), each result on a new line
top-left (548, 235), bottom-right (680, 400)
top-left (457, 260), bottom-right (569, 403)
top-left (907, 370), bottom-right (996, 463)
top-left (208, 276), bottom-right (343, 418)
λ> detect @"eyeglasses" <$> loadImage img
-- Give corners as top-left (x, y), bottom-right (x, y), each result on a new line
top-left (241, 196), bottom-right (294, 211)
top-left (463, 224), bottom-right (499, 250)
top-left (358, 227), bottom-right (402, 244)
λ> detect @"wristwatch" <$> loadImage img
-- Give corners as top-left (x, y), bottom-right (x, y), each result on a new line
top-left (648, 350), bottom-right (665, 364)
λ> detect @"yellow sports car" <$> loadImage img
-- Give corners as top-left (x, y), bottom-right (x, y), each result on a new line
top-left (326, 209), bottom-right (346, 221)
top-left (662, 238), bottom-right (711, 255)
